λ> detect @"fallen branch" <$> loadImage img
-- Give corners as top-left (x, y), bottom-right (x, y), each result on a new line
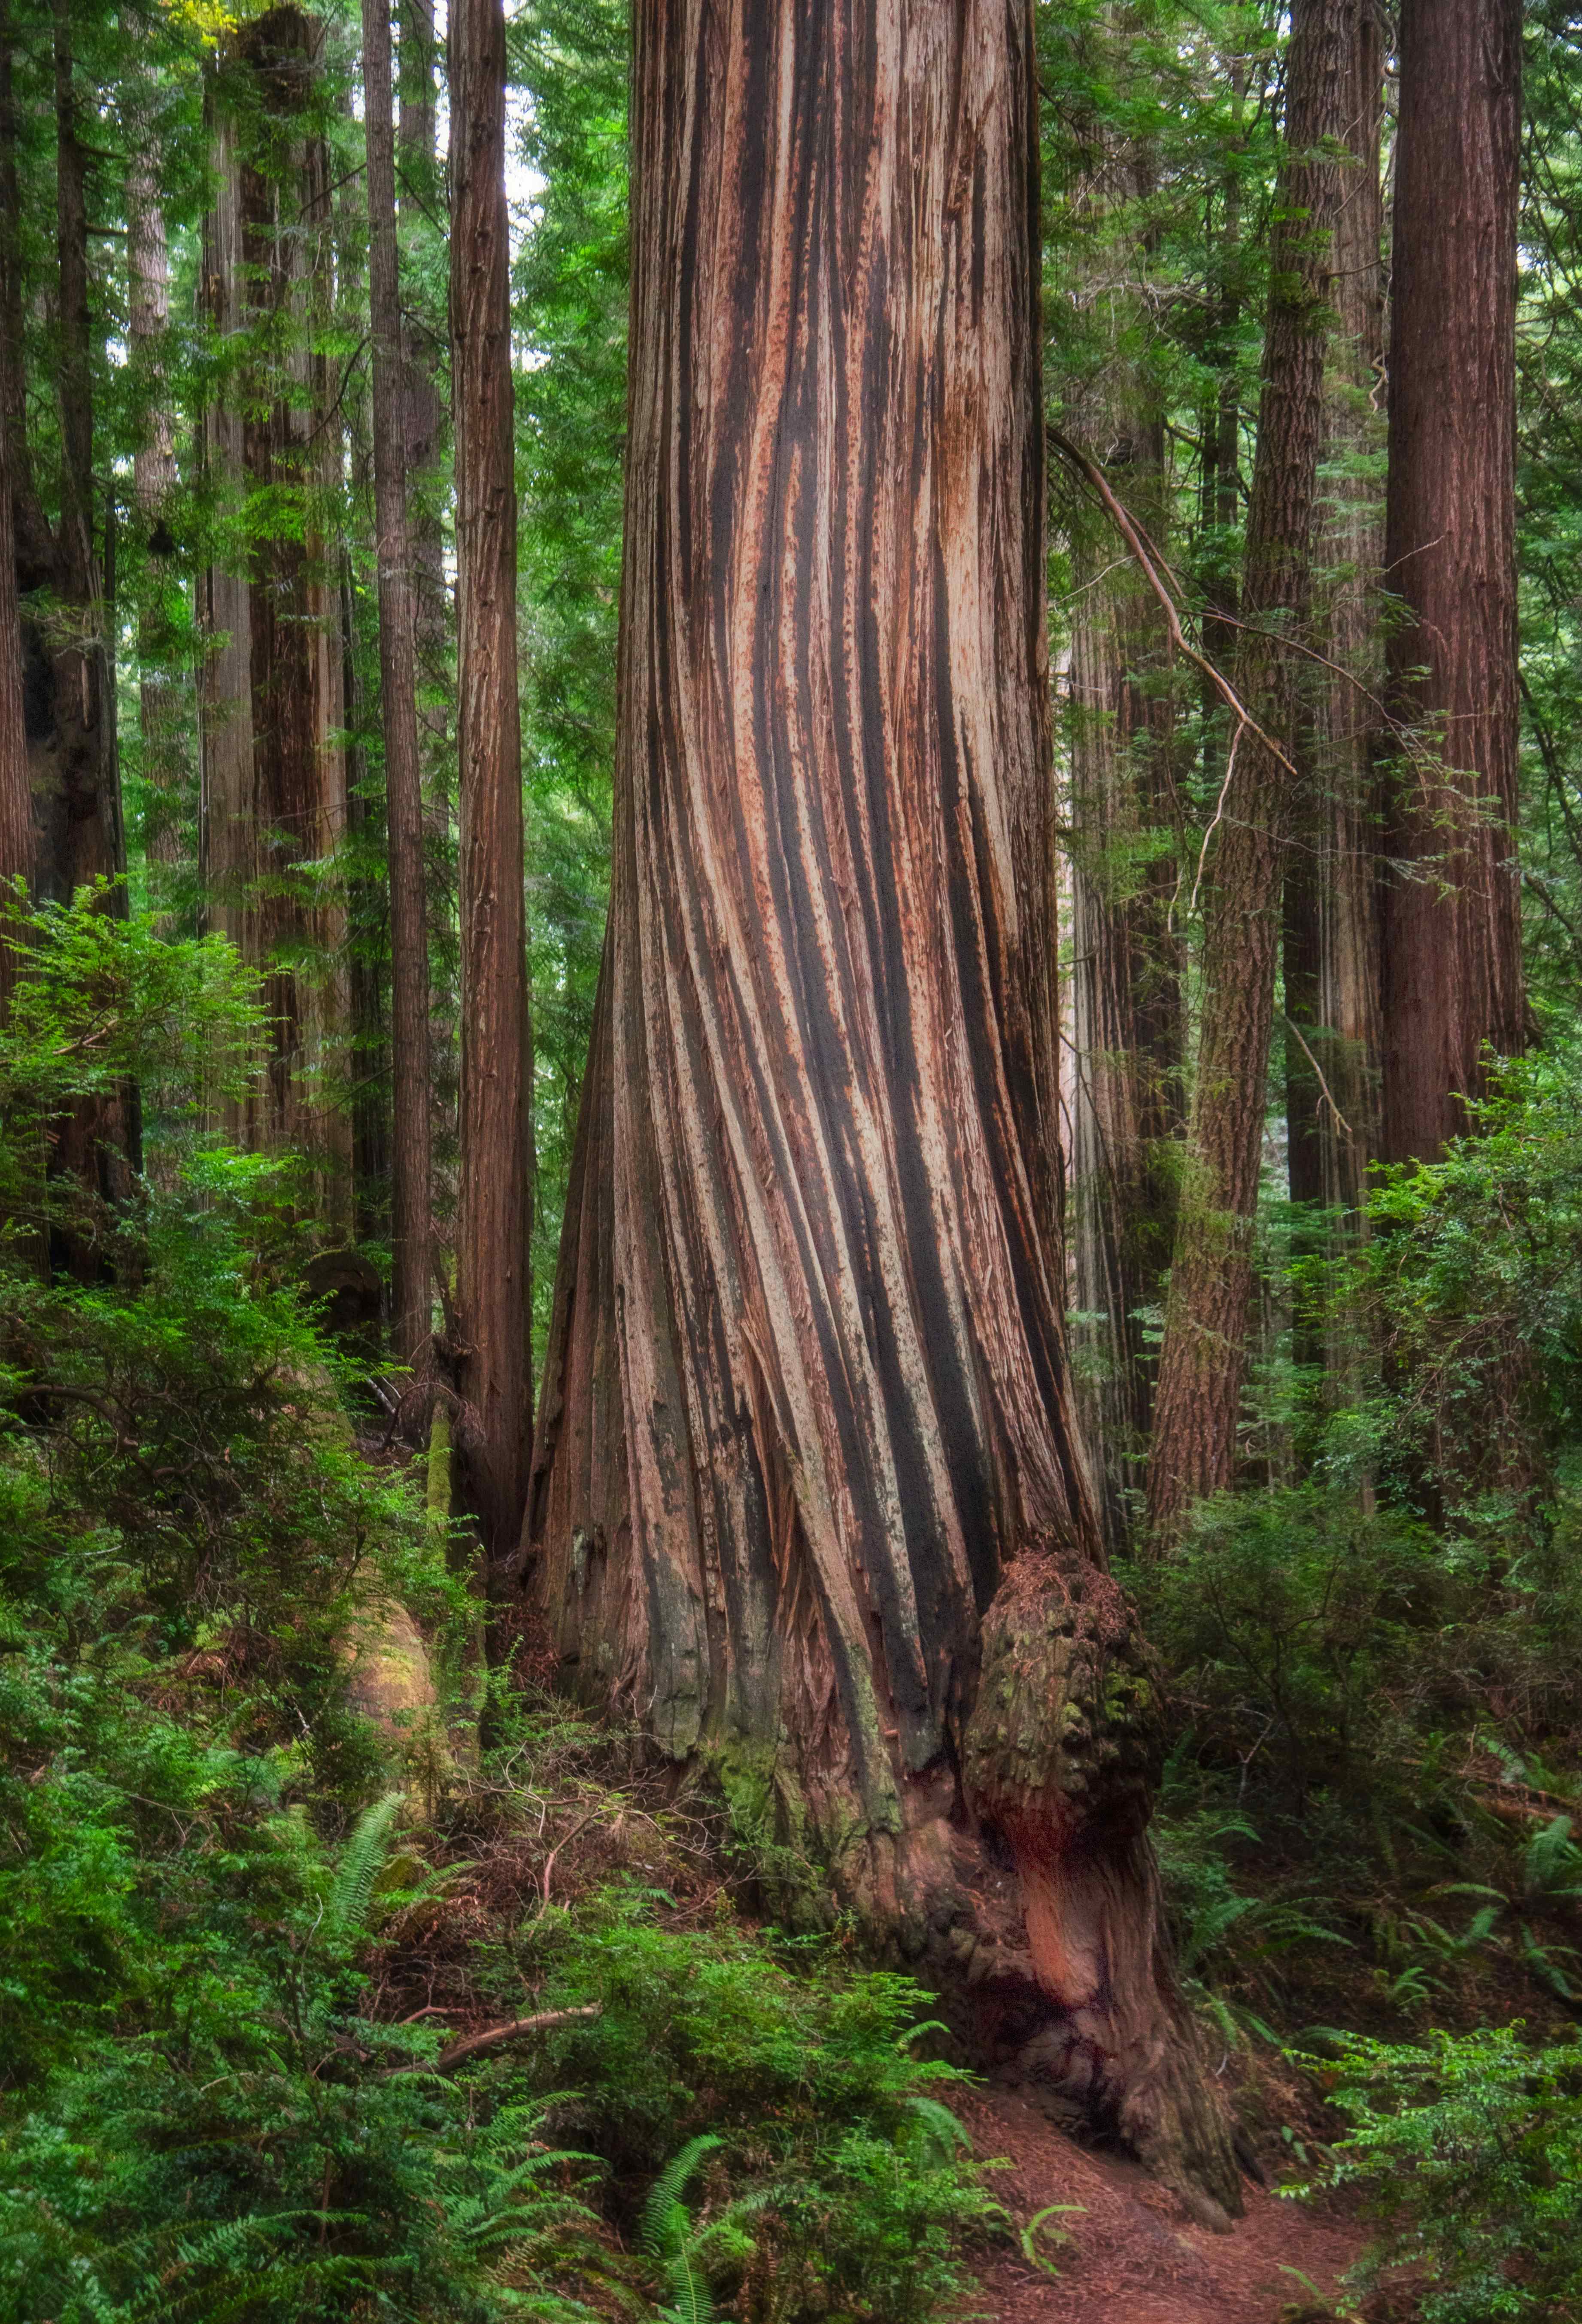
top-left (435, 2004), bottom-right (600, 2071)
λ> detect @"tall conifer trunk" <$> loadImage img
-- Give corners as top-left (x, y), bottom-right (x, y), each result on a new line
top-left (1147, 0), bottom-right (1350, 1541)
top-left (1063, 199), bottom-right (1184, 1555)
top-left (363, 0), bottom-right (432, 1369)
top-left (0, 14), bottom-right (27, 961)
top-left (450, 0), bottom-right (532, 1552)
top-left (199, 7), bottom-right (352, 1224)
top-left (525, 0), bottom-right (1238, 2219)
top-left (1379, 0), bottom-right (1524, 1166)
top-left (1280, 0), bottom-right (1385, 1423)
top-left (126, 117), bottom-right (184, 883)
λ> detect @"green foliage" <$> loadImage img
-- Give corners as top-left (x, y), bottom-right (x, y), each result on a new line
top-left (1141, 1487), bottom-right (1442, 1811)
top-left (1294, 2024), bottom-right (1582, 2323)
top-left (530, 1894), bottom-right (1007, 2323)
top-left (0, 1798), bottom-right (603, 2324)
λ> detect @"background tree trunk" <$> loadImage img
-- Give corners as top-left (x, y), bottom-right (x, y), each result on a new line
top-left (38, 0), bottom-right (120, 908)
top-left (1147, 0), bottom-right (1350, 1542)
top-left (363, 0), bottom-right (432, 1371)
top-left (1063, 318), bottom-right (1184, 1555)
top-left (0, 10), bottom-right (29, 960)
top-left (1379, 0), bottom-right (1524, 1167)
top-left (524, 0), bottom-right (1238, 2220)
top-left (200, 6), bottom-right (352, 1226)
top-left (125, 108), bottom-right (185, 884)
top-left (0, 349), bottom-right (26, 970)
top-left (450, 0), bottom-right (532, 1553)
top-left (1281, 0), bottom-right (1385, 1430)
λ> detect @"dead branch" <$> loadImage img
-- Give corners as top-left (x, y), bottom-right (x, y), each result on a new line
top-left (434, 2003), bottom-right (600, 2070)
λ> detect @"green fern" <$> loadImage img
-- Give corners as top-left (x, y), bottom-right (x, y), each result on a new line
top-left (326, 1791), bottom-right (406, 1947)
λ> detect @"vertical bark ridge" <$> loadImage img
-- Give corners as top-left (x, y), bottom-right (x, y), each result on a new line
top-left (526, 0), bottom-right (1237, 2217)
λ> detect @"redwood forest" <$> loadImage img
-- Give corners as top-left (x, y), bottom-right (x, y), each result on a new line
top-left (2, 0), bottom-right (1580, 2318)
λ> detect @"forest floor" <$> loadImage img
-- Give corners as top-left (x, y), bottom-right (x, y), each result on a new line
top-left (955, 2088), bottom-right (1363, 2324)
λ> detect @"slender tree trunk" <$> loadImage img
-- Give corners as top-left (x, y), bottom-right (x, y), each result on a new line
top-left (40, 0), bottom-right (120, 908)
top-left (126, 112), bottom-right (185, 881)
top-left (0, 11), bottom-right (30, 960)
top-left (364, 0), bottom-right (433, 1370)
top-left (398, 0), bottom-right (447, 705)
top-left (1281, 0), bottom-right (1385, 1425)
top-left (524, 0), bottom-right (1239, 2220)
top-left (398, 0), bottom-right (459, 1270)
top-left (1146, 0), bottom-right (1351, 1543)
top-left (450, 0), bottom-right (532, 1553)
top-left (1063, 280), bottom-right (1184, 1556)
top-left (200, 6), bottom-right (352, 1227)
top-left (1379, 0), bottom-right (1523, 1167)
top-left (0, 356), bottom-right (26, 977)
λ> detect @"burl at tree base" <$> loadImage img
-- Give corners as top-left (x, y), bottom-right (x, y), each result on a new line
top-left (520, 0), bottom-right (1240, 2224)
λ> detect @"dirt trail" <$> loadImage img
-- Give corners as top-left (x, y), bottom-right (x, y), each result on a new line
top-left (959, 2089), bottom-right (1364, 2324)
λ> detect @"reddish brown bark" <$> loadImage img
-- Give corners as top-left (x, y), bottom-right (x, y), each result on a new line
top-left (199, 8), bottom-right (352, 1223)
top-left (363, 0), bottom-right (433, 1370)
top-left (450, 0), bottom-right (532, 1552)
top-left (1378, 0), bottom-right (1524, 1167)
top-left (524, 0), bottom-right (1237, 2217)
top-left (1146, 0), bottom-right (1351, 1542)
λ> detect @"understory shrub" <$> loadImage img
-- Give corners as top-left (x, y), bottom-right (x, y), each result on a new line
top-left (1294, 2022), bottom-right (1582, 2323)
top-left (531, 1893), bottom-right (1008, 2322)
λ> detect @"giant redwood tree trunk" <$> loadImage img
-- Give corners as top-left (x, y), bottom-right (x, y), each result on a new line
top-left (524, 0), bottom-right (1238, 2219)
top-left (1146, 0), bottom-right (1350, 1541)
top-left (1379, 0), bottom-right (1524, 1167)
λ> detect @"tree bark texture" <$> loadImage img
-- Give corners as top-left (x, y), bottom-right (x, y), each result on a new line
top-left (1379, 0), bottom-right (1524, 1167)
top-left (450, 0), bottom-right (533, 1552)
top-left (1062, 173), bottom-right (1185, 1559)
top-left (363, 0), bottom-right (433, 1371)
top-left (199, 7), bottom-right (352, 1224)
top-left (524, 0), bottom-right (1238, 2218)
top-left (1146, 0), bottom-right (1351, 1543)
top-left (126, 103), bottom-right (185, 881)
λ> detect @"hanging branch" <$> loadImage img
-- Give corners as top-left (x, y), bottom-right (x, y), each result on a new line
top-left (1047, 424), bottom-right (1301, 790)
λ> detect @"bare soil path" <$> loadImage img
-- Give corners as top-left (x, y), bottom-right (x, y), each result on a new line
top-left (959, 2089), bottom-right (1365, 2324)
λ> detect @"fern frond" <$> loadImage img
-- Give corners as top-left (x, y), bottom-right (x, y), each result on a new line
top-left (327, 1791), bottom-right (405, 1943)
top-left (641, 2134), bottom-right (723, 2258)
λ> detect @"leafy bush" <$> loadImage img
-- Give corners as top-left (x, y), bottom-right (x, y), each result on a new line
top-left (1141, 1486), bottom-right (1440, 1811)
top-left (1294, 2023), bottom-right (1582, 2323)
top-left (531, 1893), bottom-right (1007, 2323)
top-left (0, 1800), bottom-right (605, 2324)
